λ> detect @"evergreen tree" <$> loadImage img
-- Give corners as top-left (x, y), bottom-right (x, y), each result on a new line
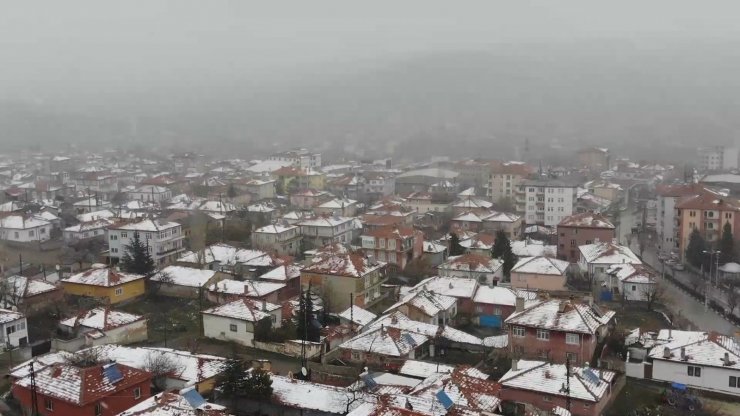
top-left (491, 230), bottom-right (517, 279)
top-left (243, 368), bottom-right (273, 400)
top-left (685, 228), bottom-right (707, 269)
top-left (227, 183), bottom-right (237, 199)
top-left (295, 287), bottom-right (320, 342)
top-left (719, 221), bottom-right (735, 265)
top-left (449, 232), bottom-right (465, 256)
top-left (215, 359), bottom-right (246, 408)
top-left (120, 232), bottom-right (156, 276)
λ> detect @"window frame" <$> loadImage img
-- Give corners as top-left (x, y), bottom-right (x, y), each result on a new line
top-left (134, 387), bottom-right (142, 399)
top-left (45, 398), bottom-right (54, 411)
top-left (512, 326), bottom-right (526, 338)
top-left (229, 324), bottom-right (238, 332)
top-left (565, 333), bottom-right (580, 345)
top-left (536, 329), bottom-right (550, 341)
top-left (687, 365), bottom-right (701, 377)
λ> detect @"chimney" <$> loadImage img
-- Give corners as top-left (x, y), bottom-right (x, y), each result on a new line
top-left (594, 237), bottom-right (600, 244)
top-left (515, 297), bottom-right (525, 312)
top-left (724, 352), bottom-right (731, 366)
top-left (663, 346), bottom-right (671, 359)
top-left (511, 359), bottom-right (518, 372)
top-left (262, 300), bottom-right (267, 311)
top-left (680, 347), bottom-right (687, 361)
top-left (668, 329), bottom-right (672, 339)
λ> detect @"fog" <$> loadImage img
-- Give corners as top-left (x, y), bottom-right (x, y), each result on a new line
top-left (3, 0), bottom-right (740, 160)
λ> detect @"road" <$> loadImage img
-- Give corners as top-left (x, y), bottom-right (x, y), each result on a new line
top-left (618, 202), bottom-right (739, 335)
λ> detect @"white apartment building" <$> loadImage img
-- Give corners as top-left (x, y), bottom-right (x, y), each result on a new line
top-left (697, 146), bottom-right (739, 171)
top-left (251, 223), bottom-right (302, 256)
top-left (267, 148), bottom-right (322, 170)
top-left (108, 218), bottom-right (185, 266)
top-left (516, 179), bottom-right (577, 226)
top-left (297, 216), bottom-right (355, 250)
top-left (0, 309), bottom-right (28, 348)
top-left (487, 161), bottom-right (532, 203)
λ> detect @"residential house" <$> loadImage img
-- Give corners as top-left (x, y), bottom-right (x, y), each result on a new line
top-left (315, 198), bottom-right (359, 217)
top-left (63, 218), bottom-right (114, 241)
top-left (437, 253), bottom-right (503, 285)
top-left (272, 166), bottom-right (326, 192)
top-left (606, 263), bottom-right (658, 301)
top-left (177, 243), bottom-right (277, 277)
top-left (153, 266), bottom-right (226, 299)
top-left (72, 197), bottom-right (112, 214)
top-left (69, 169), bottom-right (119, 194)
top-left (473, 287), bottom-right (539, 328)
top-left (127, 185), bottom-right (172, 203)
top-left (405, 276), bottom-right (480, 316)
top-left (0, 309), bottom-right (29, 347)
top-left (57, 307), bottom-right (147, 349)
top-left (511, 239), bottom-right (557, 258)
top-left (61, 266), bottom-right (146, 304)
top-left (339, 325), bottom-right (430, 369)
top-left (301, 244), bottom-right (388, 312)
top-left (0, 275), bottom-right (63, 315)
top-left (421, 241), bottom-right (448, 267)
top-left (202, 298), bottom-right (282, 346)
top-left (402, 191), bottom-right (454, 214)
top-left (289, 189), bottom-right (332, 210)
top-left (510, 256), bottom-right (571, 292)
top-left (655, 184), bottom-right (704, 253)
top-left (452, 197), bottom-right (494, 216)
top-left (505, 299), bottom-right (615, 365)
top-left (12, 362), bottom-right (151, 416)
top-left (0, 214), bottom-right (52, 242)
top-left (517, 179), bottom-right (578, 226)
top-left (336, 305), bottom-right (377, 330)
top-left (384, 288), bottom-right (457, 326)
top-left (675, 189), bottom-right (740, 262)
top-left (482, 211), bottom-right (523, 239)
top-left (460, 233), bottom-right (495, 256)
top-left (206, 279), bottom-right (286, 304)
top-left (578, 241), bottom-right (641, 283)
top-left (557, 212), bottom-right (616, 262)
top-left (268, 148), bottom-right (322, 170)
top-left (627, 329), bottom-right (740, 397)
top-left (236, 178), bottom-right (276, 201)
top-left (119, 388), bottom-right (229, 416)
top-left (256, 264), bottom-right (302, 299)
top-left (108, 218), bottom-right (185, 266)
top-left (499, 359), bottom-right (617, 416)
top-left (251, 222), bottom-right (302, 256)
top-left (297, 216), bottom-right (356, 250)
top-left (360, 226), bottom-right (424, 272)
top-left (405, 366), bottom-right (502, 414)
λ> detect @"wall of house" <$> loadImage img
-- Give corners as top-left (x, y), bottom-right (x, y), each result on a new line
top-left (0, 225), bottom-right (50, 242)
top-left (557, 226), bottom-right (616, 262)
top-left (301, 270), bottom-right (386, 313)
top-left (510, 272), bottom-right (568, 292)
top-left (93, 320), bottom-right (149, 345)
top-left (0, 318), bottom-right (28, 347)
top-left (499, 386), bottom-right (607, 416)
top-left (13, 378), bottom-right (151, 416)
top-left (508, 326), bottom-right (597, 366)
top-left (61, 280), bottom-right (145, 304)
top-left (22, 290), bottom-right (65, 315)
top-left (202, 314), bottom-right (255, 346)
top-left (618, 281), bottom-right (655, 301)
top-left (652, 359), bottom-right (740, 396)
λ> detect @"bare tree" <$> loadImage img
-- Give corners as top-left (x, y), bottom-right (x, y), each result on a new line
top-left (65, 348), bottom-right (105, 367)
top-left (144, 352), bottom-right (184, 391)
top-left (148, 270), bottom-right (174, 297)
top-left (644, 283), bottom-right (665, 311)
top-left (726, 283), bottom-right (739, 317)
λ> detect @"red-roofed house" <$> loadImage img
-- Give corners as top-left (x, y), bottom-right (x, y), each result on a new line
top-left (557, 212), bottom-right (616, 262)
top-left (360, 226), bottom-right (424, 272)
top-left (12, 362), bottom-right (151, 416)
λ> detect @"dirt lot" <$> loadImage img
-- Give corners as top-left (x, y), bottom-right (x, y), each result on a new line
top-left (608, 379), bottom-right (740, 416)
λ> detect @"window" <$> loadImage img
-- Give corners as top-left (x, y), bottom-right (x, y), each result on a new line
top-left (229, 324), bottom-right (238, 332)
top-left (687, 366), bottom-right (701, 377)
top-left (271, 315), bottom-right (277, 323)
top-left (536, 329), bottom-right (550, 340)
top-left (494, 307), bottom-right (502, 315)
top-left (14, 232), bottom-right (18, 238)
top-left (379, 238), bottom-right (385, 248)
top-left (115, 287), bottom-right (123, 296)
top-left (6, 326), bottom-right (15, 335)
top-left (95, 402), bottom-right (102, 416)
top-left (512, 326), bottom-right (525, 337)
top-left (476, 306), bottom-right (483, 313)
top-left (29, 230), bottom-right (34, 237)
top-left (134, 387), bottom-right (142, 399)
top-left (566, 333), bottom-right (580, 345)
top-left (45, 398), bottom-right (54, 411)
top-left (121, 232), bottom-right (128, 238)
top-left (631, 285), bottom-right (637, 291)
top-left (111, 248), bottom-right (118, 253)
top-left (730, 376), bottom-right (738, 388)
top-left (566, 352), bottom-right (578, 363)
top-left (570, 239), bottom-right (576, 247)
top-left (388, 239), bottom-right (396, 250)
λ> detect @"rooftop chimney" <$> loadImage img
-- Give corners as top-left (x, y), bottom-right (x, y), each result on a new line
top-left (663, 346), bottom-right (671, 359)
top-left (515, 297), bottom-right (525, 312)
top-left (511, 359), bottom-right (518, 372)
top-left (724, 352), bottom-right (731, 366)
top-left (680, 347), bottom-right (687, 361)
top-left (594, 237), bottom-right (600, 244)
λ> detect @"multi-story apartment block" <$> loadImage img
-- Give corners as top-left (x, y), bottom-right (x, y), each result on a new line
top-left (301, 244), bottom-right (388, 312)
top-left (557, 212), bottom-right (616, 262)
top-left (360, 226), bottom-right (424, 272)
top-left (298, 216), bottom-right (355, 250)
top-left (655, 183), bottom-right (702, 254)
top-left (108, 219), bottom-right (185, 266)
top-left (516, 179), bottom-right (577, 226)
top-left (487, 161), bottom-right (533, 203)
top-left (267, 148), bottom-right (322, 170)
top-left (676, 189), bottom-right (740, 261)
top-left (251, 223), bottom-right (302, 256)
top-left (697, 145), bottom-right (738, 172)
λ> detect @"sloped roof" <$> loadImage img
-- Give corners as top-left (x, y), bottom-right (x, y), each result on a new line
top-left (511, 256), bottom-right (570, 276)
top-left (648, 330), bottom-right (740, 370)
top-left (439, 254), bottom-right (503, 274)
top-left (202, 298), bottom-right (280, 322)
top-left (578, 242), bottom-right (641, 265)
top-left (63, 267), bottom-right (145, 287)
top-left (505, 299), bottom-right (615, 335)
top-left (59, 307), bottom-right (144, 331)
top-left (303, 244), bottom-right (385, 278)
top-left (499, 360), bottom-right (615, 402)
top-left (558, 212), bottom-right (615, 229)
top-left (384, 289), bottom-right (457, 317)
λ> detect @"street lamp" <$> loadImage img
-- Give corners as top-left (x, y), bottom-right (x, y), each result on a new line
top-left (702, 250), bottom-right (720, 287)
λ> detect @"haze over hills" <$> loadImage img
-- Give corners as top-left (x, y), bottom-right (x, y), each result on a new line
top-left (3, 40), bottom-right (740, 163)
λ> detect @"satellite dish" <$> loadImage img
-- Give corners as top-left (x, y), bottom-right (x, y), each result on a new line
top-left (301, 367), bottom-right (307, 376)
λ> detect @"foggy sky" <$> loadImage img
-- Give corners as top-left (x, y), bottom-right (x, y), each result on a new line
top-left (3, 0), bottom-right (740, 102)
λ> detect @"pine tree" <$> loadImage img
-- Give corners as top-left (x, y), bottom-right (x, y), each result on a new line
top-left (449, 232), bottom-right (465, 256)
top-left (215, 359), bottom-right (246, 407)
top-left (120, 232), bottom-right (156, 276)
top-left (491, 230), bottom-right (517, 280)
top-left (719, 221), bottom-right (735, 265)
top-left (685, 228), bottom-right (707, 269)
top-left (227, 183), bottom-right (237, 199)
top-left (243, 368), bottom-right (273, 400)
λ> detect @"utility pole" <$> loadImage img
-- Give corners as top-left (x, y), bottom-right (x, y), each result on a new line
top-left (565, 357), bottom-right (571, 413)
top-left (29, 362), bottom-right (39, 416)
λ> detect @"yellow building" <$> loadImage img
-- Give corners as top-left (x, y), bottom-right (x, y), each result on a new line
top-left (61, 266), bottom-right (146, 304)
top-left (675, 190), bottom-right (740, 261)
top-left (272, 166), bottom-right (326, 193)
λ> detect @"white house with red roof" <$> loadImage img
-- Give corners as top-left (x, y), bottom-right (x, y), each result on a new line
top-left (57, 307), bottom-right (147, 350)
top-left (201, 298), bottom-right (282, 346)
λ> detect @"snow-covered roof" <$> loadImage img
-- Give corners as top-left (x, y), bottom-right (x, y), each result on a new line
top-left (511, 256), bottom-right (570, 276)
top-left (482, 211), bottom-right (521, 223)
top-left (0, 308), bottom-right (24, 325)
top-left (318, 198), bottom-right (358, 209)
top-left (177, 244), bottom-right (273, 268)
top-left (202, 298), bottom-right (280, 322)
top-left (453, 198), bottom-right (493, 209)
top-left (579, 241), bottom-right (641, 265)
top-left (208, 279), bottom-right (285, 297)
top-left (510, 240), bottom-right (556, 257)
top-left (303, 244), bottom-right (385, 278)
top-left (0, 214), bottom-right (50, 229)
top-left (63, 267), bottom-right (145, 287)
top-left (408, 367), bottom-right (501, 411)
top-left (499, 360), bottom-right (616, 402)
top-left (253, 223), bottom-right (298, 234)
top-left (340, 325), bottom-right (428, 357)
top-left (606, 263), bottom-right (657, 284)
top-left (422, 241), bottom-right (447, 254)
top-left (119, 388), bottom-right (228, 416)
top-left (258, 264), bottom-right (302, 281)
top-left (472, 286), bottom-right (539, 306)
top-left (384, 289), bottom-right (456, 317)
top-left (410, 276), bottom-right (479, 299)
top-left (647, 330), bottom-right (740, 370)
top-left (483, 334), bottom-right (509, 348)
top-left (369, 311), bottom-right (482, 346)
top-left (719, 262), bottom-right (740, 273)
top-left (59, 307), bottom-right (144, 330)
top-left (156, 266), bottom-right (218, 288)
top-left (505, 299), bottom-right (615, 335)
top-left (558, 212), bottom-right (615, 229)
top-left (64, 218), bottom-right (114, 233)
top-left (270, 374), bottom-right (366, 414)
top-left (2, 275), bottom-right (58, 298)
top-left (452, 212), bottom-right (483, 222)
top-left (439, 254), bottom-right (503, 274)
top-left (337, 305), bottom-right (377, 327)
top-left (76, 209), bottom-right (116, 223)
top-left (298, 215), bottom-right (354, 227)
top-left (112, 218), bottom-right (180, 232)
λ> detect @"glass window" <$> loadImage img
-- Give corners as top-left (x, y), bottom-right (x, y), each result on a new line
top-left (566, 333), bottom-right (580, 345)
top-left (45, 399), bottom-right (54, 411)
top-left (134, 387), bottom-right (142, 399)
top-left (95, 403), bottom-right (103, 416)
top-left (536, 329), bottom-right (550, 340)
top-left (730, 376), bottom-right (738, 388)
top-left (687, 366), bottom-right (701, 377)
top-left (115, 287), bottom-right (123, 296)
top-left (230, 324), bottom-right (238, 332)
top-left (513, 326), bottom-right (525, 337)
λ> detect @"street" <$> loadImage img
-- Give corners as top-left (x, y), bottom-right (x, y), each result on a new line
top-left (618, 201), bottom-right (739, 335)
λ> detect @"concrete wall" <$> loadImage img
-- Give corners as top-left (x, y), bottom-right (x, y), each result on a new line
top-left (510, 271), bottom-right (568, 292)
top-left (202, 314), bottom-right (255, 346)
top-left (652, 359), bottom-right (740, 396)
